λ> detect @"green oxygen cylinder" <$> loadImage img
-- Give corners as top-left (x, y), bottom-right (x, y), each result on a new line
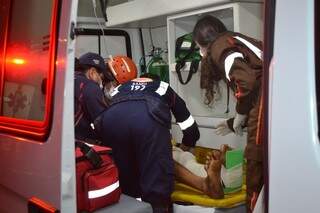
top-left (147, 48), bottom-right (169, 83)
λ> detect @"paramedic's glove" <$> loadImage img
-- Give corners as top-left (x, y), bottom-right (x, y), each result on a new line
top-left (233, 113), bottom-right (247, 136)
top-left (214, 120), bottom-right (232, 136)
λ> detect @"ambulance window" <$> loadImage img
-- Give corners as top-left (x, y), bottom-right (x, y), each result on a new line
top-left (0, 0), bottom-right (58, 140)
top-left (75, 29), bottom-right (132, 59)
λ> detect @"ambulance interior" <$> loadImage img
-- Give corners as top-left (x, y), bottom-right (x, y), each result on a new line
top-left (75, 0), bottom-right (263, 212)
top-left (2, 0), bottom-right (320, 212)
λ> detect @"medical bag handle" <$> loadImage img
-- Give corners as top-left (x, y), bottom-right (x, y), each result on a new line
top-left (175, 41), bottom-right (199, 85)
top-left (75, 141), bottom-right (103, 169)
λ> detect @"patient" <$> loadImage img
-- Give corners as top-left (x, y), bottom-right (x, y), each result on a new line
top-left (173, 144), bottom-right (231, 199)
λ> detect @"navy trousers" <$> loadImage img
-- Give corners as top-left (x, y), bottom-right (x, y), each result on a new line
top-left (100, 100), bottom-right (174, 206)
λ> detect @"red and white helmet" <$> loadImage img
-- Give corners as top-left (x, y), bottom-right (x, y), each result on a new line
top-left (107, 55), bottom-right (137, 84)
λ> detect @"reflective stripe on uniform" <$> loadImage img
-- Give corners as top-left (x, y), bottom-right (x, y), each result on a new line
top-left (224, 52), bottom-right (244, 81)
top-left (84, 142), bottom-right (94, 147)
top-left (110, 85), bottom-right (121, 97)
top-left (88, 180), bottom-right (120, 199)
top-left (155, 81), bottom-right (169, 96)
top-left (177, 115), bottom-right (195, 130)
top-left (234, 36), bottom-right (262, 60)
top-left (90, 123), bottom-right (95, 130)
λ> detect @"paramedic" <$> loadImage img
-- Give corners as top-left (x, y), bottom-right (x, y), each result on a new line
top-left (140, 73), bottom-right (229, 199)
top-left (100, 56), bottom-right (200, 212)
top-left (74, 52), bottom-right (113, 141)
top-left (192, 15), bottom-right (263, 212)
top-left (106, 71), bottom-right (226, 199)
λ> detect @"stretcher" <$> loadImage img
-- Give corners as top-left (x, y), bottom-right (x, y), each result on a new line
top-left (172, 146), bottom-right (246, 209)
top-left (172, 183), bottom-right (246, 208)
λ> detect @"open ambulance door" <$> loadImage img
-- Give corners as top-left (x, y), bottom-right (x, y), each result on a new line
top-left (0, 0), bottom-right (78, 212)
top-left (268, 0), bottom-right (320, 212)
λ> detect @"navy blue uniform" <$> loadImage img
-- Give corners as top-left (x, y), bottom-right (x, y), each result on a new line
top-left (100, 79), bottom-right (199, 206)
top-left (74, 72), bottom-right (108, 140)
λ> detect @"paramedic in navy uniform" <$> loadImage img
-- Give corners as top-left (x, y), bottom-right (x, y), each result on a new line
top-left (100, 56), bottom-right (200, 213)
top-left (74, 52), bottom-right (112, 141)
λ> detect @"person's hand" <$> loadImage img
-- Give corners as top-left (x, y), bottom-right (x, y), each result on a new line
top-left (233, 113), bottom-right (247, 136)
top-left (214, 120), bottom-right (232, 136)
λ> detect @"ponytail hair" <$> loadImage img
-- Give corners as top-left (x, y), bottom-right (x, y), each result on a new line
top-left (200, 50), bottom-right (226, 105)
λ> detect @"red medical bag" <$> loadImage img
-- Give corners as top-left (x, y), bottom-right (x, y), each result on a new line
top-left (76, 141), bottom-right (121, 212)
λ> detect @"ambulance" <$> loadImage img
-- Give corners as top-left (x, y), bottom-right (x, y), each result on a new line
top-left (0, 0), bottom-right (319, 212)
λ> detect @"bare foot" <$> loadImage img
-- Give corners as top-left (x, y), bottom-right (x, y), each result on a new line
top-left (202, 150), bottom-right (224, 199)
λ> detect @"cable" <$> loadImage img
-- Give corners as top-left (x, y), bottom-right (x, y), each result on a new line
top-left (139, 28), bottom-right (146, 74)
top-left (92, 0), bottom-right (97, 7)
top-left (92, 0), bottom-right (109, 56)
top-left (148, 28), bottom-right (155, 54)
top-left (99, 0), bottom-right (108, 22)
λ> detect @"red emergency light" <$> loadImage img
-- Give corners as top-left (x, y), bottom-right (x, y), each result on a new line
top-left (10, 58), bottom-right (26, 65)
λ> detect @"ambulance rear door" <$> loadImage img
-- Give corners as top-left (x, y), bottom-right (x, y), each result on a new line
top-left (0, 0), bottom-right (78, 212)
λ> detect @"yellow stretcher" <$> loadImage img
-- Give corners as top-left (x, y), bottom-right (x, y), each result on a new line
top-left (171, 146), bottom-right (246, 208)
top-left (171, 183), bottom-right (246, 208)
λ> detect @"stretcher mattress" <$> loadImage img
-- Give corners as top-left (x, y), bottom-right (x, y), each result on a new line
top-left (172, 183), bottom-right (246, 208)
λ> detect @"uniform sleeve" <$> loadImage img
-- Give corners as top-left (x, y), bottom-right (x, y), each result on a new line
top-left (166, 86), bottom-right (200, 147)
top-left (83, 82), bottom-right (108, 122)
top-left (228, 58), bottom-right (261, 115)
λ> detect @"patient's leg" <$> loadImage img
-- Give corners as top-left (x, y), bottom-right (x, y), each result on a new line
top-left (174, 162), bottom-right (205, 193)
top-left (174, 149), bottom-right (224, 199)
top-left (172, 146), bottom-right (206, 178)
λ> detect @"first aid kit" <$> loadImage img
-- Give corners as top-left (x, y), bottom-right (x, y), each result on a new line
top-left (76, 141), bottom-right (121, 212)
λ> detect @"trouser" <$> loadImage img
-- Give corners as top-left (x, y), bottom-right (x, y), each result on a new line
top-left (245, 99), bottom-right (264, 213)
top-left (152, 203), bottom-right (173, 213)
top-left (246, 160), bottom-right (263, 212)
top-left (100, 101), bottom-right (174, 208)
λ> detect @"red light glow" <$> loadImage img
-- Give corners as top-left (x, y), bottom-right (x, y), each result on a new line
top-left (11, 58), bottom-right (25, 65)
